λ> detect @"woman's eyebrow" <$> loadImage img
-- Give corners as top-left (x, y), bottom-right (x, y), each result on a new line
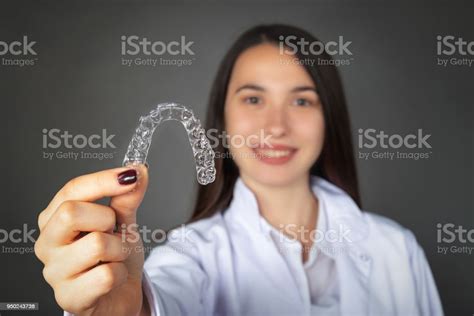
top-left (290, 86), bottom-right (317, 93)
top-left (235, 84), bottom-right (265, 94)
top-left (234, 84), bottom-right (316, 94)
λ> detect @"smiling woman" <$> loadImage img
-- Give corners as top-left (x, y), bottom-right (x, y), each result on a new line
top-left (144, 24), bottom-right (443, 316)
top-left (192, 24), bottom-right (360, 222)
top-left (35, 24), bottom-right (443, 316)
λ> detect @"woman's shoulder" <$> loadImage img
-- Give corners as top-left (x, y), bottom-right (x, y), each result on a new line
top-left (314, 176), bottom-right (420, 251)
top-left (361, 211), bottom-right (421, 256)
top-left (363, 211), bottom-right (409, 234)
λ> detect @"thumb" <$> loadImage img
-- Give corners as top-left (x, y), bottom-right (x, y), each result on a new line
top-left (110, 164), bottom-right (149, 226)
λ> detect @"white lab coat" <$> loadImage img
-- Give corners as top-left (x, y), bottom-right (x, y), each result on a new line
top-left (65, 176), bottom-right (444, 316)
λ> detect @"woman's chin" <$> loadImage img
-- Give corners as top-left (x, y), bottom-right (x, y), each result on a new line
top-left (244, 167), bottom-right (306, 188)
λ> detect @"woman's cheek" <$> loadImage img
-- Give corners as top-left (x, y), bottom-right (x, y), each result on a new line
top-left (298, 114), bottom-right (325, 163)
top-left (227, 114), bottom-right (260, 149)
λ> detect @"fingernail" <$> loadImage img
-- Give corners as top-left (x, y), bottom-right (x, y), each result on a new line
top-left (118, 169), bottom-right (137, 185)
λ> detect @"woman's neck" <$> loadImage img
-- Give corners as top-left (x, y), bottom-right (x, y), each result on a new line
top-left (240, 174), bottom-right (319, 262)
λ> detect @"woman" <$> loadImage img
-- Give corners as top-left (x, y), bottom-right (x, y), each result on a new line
top-left (35, 25), bottom-right (443, 315)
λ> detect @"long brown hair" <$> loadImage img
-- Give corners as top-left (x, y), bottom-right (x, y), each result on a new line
top-left (189, 24), bottom-right (360, 222)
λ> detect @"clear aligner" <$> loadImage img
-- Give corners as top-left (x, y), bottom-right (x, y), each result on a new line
top-left (123, 102), bottom-right (216, 185)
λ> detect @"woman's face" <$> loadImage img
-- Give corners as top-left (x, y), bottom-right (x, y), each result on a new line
top-left (224, 43), bottom-right (325, 187)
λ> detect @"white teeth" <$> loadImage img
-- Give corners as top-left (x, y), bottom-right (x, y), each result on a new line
top-left (257, 150), bottom-right (291, 158)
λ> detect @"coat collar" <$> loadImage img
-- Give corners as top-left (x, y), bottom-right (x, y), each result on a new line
top-left (223, 175), bottom-right (373, 315)
top-left (224, 175), bottom-right (369, 247)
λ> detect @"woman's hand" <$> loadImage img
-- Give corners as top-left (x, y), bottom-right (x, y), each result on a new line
top-left (34, 165), bottom-right (150, 315)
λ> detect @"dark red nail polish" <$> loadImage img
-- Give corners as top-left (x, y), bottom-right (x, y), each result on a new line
top-left (118, 169), bottom-right (137, 185)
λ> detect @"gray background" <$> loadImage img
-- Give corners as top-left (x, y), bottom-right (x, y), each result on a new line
top-left (0, 0), bottom-right (472, 315)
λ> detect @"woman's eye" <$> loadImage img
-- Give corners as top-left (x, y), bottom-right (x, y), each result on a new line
top-left (244, 96), bottom-right (261, 104)
top-left (294, 98), bottom-right (312, 107)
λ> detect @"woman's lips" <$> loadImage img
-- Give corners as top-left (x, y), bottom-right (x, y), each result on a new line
top-left (252, 144), bottom-right (297, 165)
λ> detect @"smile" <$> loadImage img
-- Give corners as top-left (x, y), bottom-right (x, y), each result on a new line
top-left (252, 145), bottom-right (297, 165)
top-left (257, 149), bottom-right (292, 158)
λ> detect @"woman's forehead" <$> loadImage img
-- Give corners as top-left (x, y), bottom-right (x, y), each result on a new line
top-left (230, 43), bottom-right (315, 89)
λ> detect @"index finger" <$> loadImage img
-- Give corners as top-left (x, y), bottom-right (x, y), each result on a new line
top-left (39, 166), bottom-right (140, 231)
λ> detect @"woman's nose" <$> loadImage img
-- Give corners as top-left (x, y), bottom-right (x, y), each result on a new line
top-left (264, 106), bottom-right (288, 138)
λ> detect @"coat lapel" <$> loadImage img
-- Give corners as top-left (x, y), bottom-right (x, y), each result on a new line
top-left (337, 249), bottom-right (372, 315)
top-left (312, 177), bottom-right (372, 316)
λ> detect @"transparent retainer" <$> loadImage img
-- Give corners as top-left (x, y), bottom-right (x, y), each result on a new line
top-left (123, 102), bottom-right (216, 185)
